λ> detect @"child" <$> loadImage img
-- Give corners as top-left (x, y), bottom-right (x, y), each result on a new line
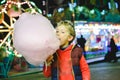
top-left (43, 20), bottom-right (90, 80)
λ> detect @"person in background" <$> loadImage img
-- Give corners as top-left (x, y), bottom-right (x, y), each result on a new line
top-left (104, 36), bottom-right (118, 63)
top-left (77, 35), bottom-right (87, 58)
top-left (43, 20), bottom-right (90, 80)
top-left (109, 36), bottom-right (118, 62)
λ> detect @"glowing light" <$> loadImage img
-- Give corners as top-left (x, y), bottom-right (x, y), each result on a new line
top-left (0, 0), bottom-right (33, 13)
top-left (0, 0), bottom-right (6, 4)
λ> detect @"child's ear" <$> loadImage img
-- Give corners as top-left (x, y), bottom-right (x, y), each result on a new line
top-left (68, 35), bottom-right (73, 41)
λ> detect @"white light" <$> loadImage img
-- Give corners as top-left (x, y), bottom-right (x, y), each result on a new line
top-left (90, 10), bottom-right (95, 14)
top-left (1, 0), bottom-right (6, 4)
top-left (17, 2), bottom-right (21, 8)
top-left (101, 10), bottom-right (105, 15)
top-left (2, 8), bottom-right (7, 13)
top-left (0, 26), bottom-right (3, 28)
top-left (58, 8), bottom-right (64, 12)
top-left (78, 6), bottom-right (83, 12)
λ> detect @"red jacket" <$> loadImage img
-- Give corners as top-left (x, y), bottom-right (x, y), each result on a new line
top-left (43, 44), bottom-right (90, 80)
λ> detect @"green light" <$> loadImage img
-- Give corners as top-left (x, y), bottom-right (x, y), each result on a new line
top-left (0, 0), bottom-right (6, 5)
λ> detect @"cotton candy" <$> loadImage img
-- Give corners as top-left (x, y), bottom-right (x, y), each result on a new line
top-left (13, 13), bottom-right (60, 66)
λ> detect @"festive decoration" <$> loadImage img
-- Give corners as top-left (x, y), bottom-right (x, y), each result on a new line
top-left (0, 0), bottom-right (44, 71)
top-left (0, 1), bottom-right (32, 14)
top-left (88, 8), bottom-right (102, 22)
top-left (0, 0), bottom-right (42, 49)
top-left (13, 13), bottom-right (60, 66)
top-left (7, 4), bottom-right (22, 17)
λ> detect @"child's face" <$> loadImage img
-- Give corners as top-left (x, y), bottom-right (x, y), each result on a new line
top-left (56, 25), bottom-right (73, 48)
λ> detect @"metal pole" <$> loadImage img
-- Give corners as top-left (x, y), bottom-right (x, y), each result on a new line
top-left (71, 0), bottom-right (75, 25)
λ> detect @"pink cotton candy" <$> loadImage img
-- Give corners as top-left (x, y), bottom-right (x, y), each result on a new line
top-left (13, 13), bottom-right (60, 66)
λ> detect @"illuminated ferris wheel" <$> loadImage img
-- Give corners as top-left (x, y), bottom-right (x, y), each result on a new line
top-left (0, 0), bottom-right (41, 52)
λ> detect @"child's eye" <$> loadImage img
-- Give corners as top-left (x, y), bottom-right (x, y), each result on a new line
top-left (56, 30), bottom-right (59, 33)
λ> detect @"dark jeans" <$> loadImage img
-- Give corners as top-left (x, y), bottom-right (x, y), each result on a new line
top-left (51, 68), bottom-right (57, 80)
top-left (51, 66), bottom-right (82, 80)
top-left (73, 66), bottom-right (82, 80)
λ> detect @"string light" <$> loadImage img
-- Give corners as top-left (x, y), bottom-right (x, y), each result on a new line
top-left (0, 0), bottom-right (33, 13)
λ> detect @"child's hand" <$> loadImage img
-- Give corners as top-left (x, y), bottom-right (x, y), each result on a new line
top-left (46, 55), bottom-right (53, 66)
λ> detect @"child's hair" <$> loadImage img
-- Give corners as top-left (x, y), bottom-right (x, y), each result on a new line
top-left (57, 20), bottom-right (76, 42)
